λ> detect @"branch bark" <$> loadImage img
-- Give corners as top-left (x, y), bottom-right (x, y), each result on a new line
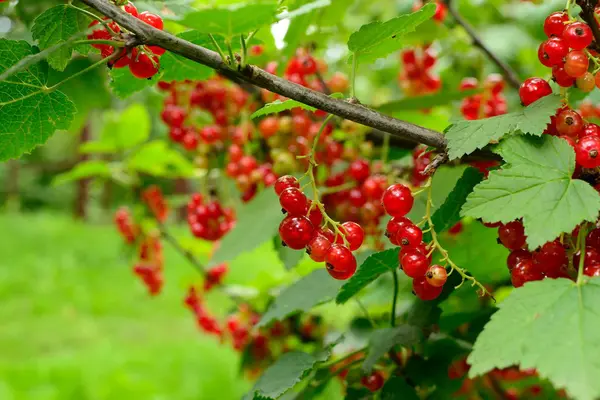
top-left (81, 0), bottom-right (447, 150)
top-left (576, 0), bottom-right (600, 51)
top-left (445, 0), bottom-right (521, 90)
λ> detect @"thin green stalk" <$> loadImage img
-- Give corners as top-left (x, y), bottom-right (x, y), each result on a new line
top-left (576, 224), bottom-right (588, 285)
top-left (209, 34), bottom-right (229, 65)
top-left (74, 39), bottom-right (125, 47)
top-left (227, 41), bottom-right (236, 67)
top-left (391, 269), bottom-right (399, 327)
top-left (240, 35), bottom-right (247, 68)
top-left (47, 51), bottom-right (120, 91)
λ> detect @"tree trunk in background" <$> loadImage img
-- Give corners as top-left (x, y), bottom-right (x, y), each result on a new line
top-left (174, 178), bottom-right (189, 221)
top-left (74, 124), bottom-right (90, 220)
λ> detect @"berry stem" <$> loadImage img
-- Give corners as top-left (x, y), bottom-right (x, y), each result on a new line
top-left (209, 34), bottom-right (229, 66)
top-left (239, 34), bottom-right (247, 68)
top-left (46, 50), bottom-right (122, 92)
top-left (423, 178), bottom-right (494, 298)
top-left (390, 269), bottom-right (399, 327)
top-left (576, 223), bottom-right (588, 285)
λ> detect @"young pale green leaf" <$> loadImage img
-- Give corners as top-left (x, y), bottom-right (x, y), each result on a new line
top-left (468, 278), bottom-right (600, 400)
top-left (244, 351), bottom-right (328, 400)
top-left (179, 2), bottom-right (279, 38)
top-left (279, 0), bottom-right (331, 19)
top-left (377, 89), bottom-right (481, 113)
top-left (461, 135), bottom-right (600, 249)
top-left (251, 99), bottom-right (317, 119)
top-left (52, 160), bottom-right (111, 186)
top-left (446, 94), bottom-right (561, 160)
top-left (31, 5), bottom-right (90, 71)
top-left (422, 167), bottom-right (483, 242)
top-left (362, 326), bottom-right (421, 373)
top-left (81, 104), bottom-right (151, 153)
top-left (0, 40), bottom-right (76, 162)
top-left (109, 67), bottom-right (162, 98)
top-left (127, 141), bottom-right (195, 177)
top-left (336, 248), bottom-right (398, 304)
top-left (257, 269), bottom-right (344, 328)
top-left (380, 377), bottom-right (419, 400)
top-left (210, 189), bottom-right (283, 265)
top-left (347, 4), bottom-right (435, 63)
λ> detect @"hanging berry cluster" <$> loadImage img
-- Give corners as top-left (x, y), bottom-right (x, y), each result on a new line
top-left (133, 233), bottom-right (164, 295)
top-left (114, 206), bottom-right (139, 244)
top-left (141, 185), bottom-right (168, 222)
top-left (186, 193), bottom-right (236, 241)
top-left (88, 1), bottom-right (165, 79)
top-left (398, 46), bottom-right (442, 96)
top-left (459, 74), bottom-right (507, 120)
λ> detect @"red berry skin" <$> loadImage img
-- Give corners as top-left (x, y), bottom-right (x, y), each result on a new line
top-left (511, 259), bottom-right (543, 288)
top-left (574, 246), bottom-right (600, 267)
top-left (576, 135), bottom-right (600, 168)
top-left (274, 175), bottom-right (300, 196)
top-left (564, 50), bottom-right (589, 78)
top-left (325, 245), bottom-right (357, 280)
top-left (563, 22), bottom-right (593, 50)
top-left (382, 184), bottom-right (414, 217)
top-left (552, 64), bottom-right (575, 87)
top-left (544, 11), bottom-right (568, 37)
top-left (307, 235), bottom-right (332, 262)
top-left (259, 117), bottom-right (280, 138)
top-left (539, 37), bottom-right (569, 66)
top-left (532, 240), bottom-right (567, 276)
top-left (556, 109), bottom-right (583, 137)
top-left (507, 249), bottom-right (532, 271)
top-left (307, 205), bottom-right (323, 227)
top-left (395, 224), bottom-right (423, 248)
top-left (361, 371), bottom-right (385, 392)
top-left (519, 78), bottom-right (552, 106)
top-left (279, 187), bottom-right (308, 215)
top-left (400, 249), bottom-right (430, 278)
top-left (385, 216), bottom-right (411, 245)
top-left (498, 221), bottom-right (526, 250)
top-left (139, 11), bottom-right (164, 30)
top-left (129, 52), bottom-right (159, 79)
top-left (581, 123), bottom-right (600, 138)
top-left (279, 215), bottom-right (314, 249)
top-left (413, 276), bottom-right (443, 300)
top-left (348, 159), bottom-right (371, 182)
top-left (336, 221), bottom-right (365, 251)
top-left (362, 175), bottom-right (388, 200)
top-left (587, 228), bottom-right (600, 250)
top-left (584, 264), bottom-right (600, 277)
top-left (123, 2), bottom-right (138, 17)
top-left (425, 265), bottom-right (448, 287)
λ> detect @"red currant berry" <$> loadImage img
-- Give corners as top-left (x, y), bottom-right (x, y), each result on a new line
top-left (362, 175), bottom-right (388, 200)
top-left (459, 77), bottom-right (478, 91)
top-left (519, 78), bottom-right (552, 106)
top-left (543, 11), bottom-right (568, 37)
top-left (123, 2), bottom-right (138, 17)
top-left (425, 265), bottom-right (447, 287)
top-left (325, 245), bottom-right (357, 280)
top-left (413, 276), bottom-right (443, 300)
top-left (498, 221), bottom-right (526, 250)
top-left (129, 51), bottom-right (159, 79)
top-left (556, 109), bottom-right (583, 137)
top-left (279, 187), bottom-right (308, 215)
top-left (532, 240), bottom-right (566, 276)
top-left (385, 216), bottom-right (411, 244)
top-left (587, 228), bottom-right (600, 250)
top-left (259, 117), bottom-right (280, 139)
top-left (336, 221), bottom-right (365, 251)
top-left (539, 37), bottom-right (568, 66)
top-left (576, 135), bottom-right (600, 168)
top-left (581, 123), bottom-right (600, 138)
top-left (400, 249), bottom-right (430, 278)
top-left (507, 249), bottom-right (532, 271)
top-left (564, 50), bottom-right (589, 78)
top-left (382, 184), bottom-right (414, 217)
top-left (574, 246), bottom-right (600, 267)
top-left (279, 215), bottom-right (314, 249)
top-left (584, 264), bottom-right (600, 277)
top-left (361, 371), bottom-right (385, 392)
top-left (348, 159), bottom-right (371, 182)
top-left (552, 64), bottom-right (575, 87)
top-left (511, 259), bottom-right (543, 288)
top-left (395, 224), bottom-right (423, 248)
top-left (182, 131), bottom-right (199, 151)
top-left (274, 175), bottom-right (300, 196)
top-left (563, 22), bottom-right (593, 50)
top-left (348, 188), bottom-right (367, 207)
top-left (139, 11), bottom-right (164, 30)
top-left (484, 73), bottom-right (504, 95)
top-left (307, 234), bottom-right (332, 262)
top-left (577, 72), bottom-right (595, 92)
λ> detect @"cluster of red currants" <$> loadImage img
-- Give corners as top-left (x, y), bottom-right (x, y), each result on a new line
top-left (114, 206), bottom-right (139, 244)
top-left (186, 193), bottom-right (235, 241)
top-left (141, 185), bottom-right (168, 222)
top-left (275, 175), bottom-right (364, 280)
top-left (398, 46), bottom-right (442, 96)
top-left (225, 143), bottom-right (277, 202)
top-left (184, 286), bottom-right (222, 336)
top-left (382, 184), bottom-right (448, 300)
top-left (133, 234), bottom-right (164, 295)
top-left (88, 1), bottom-right (165, 79)
top-left (459, 74), bottom-right (507, 120)
top-left (539, 11), bottom-right (600, 91)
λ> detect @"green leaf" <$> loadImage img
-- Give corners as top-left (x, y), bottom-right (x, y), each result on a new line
top-left (362, 325), bottom-right (421, 373)
top-left (0, 40), bottom-right (76, 161)
top-left (274, 238), bottom-right (305, 270)
top-left (81, 104), bottom-right (151, 153)
top-left (423, 167), bottom-right (483, 242)
top-left (31, 5), bottom-right (90, 71)
top-left (380, 377), bottom-right (419, 400)
top-left (257, 269), bottom-right (344, 328)
top-left (160, 31), bottom-right (223, 82)
top-left (468, 278), bottom-right (600, 400)
top-left (109, 67), bottom-right (162, 98)
top-left (336, 248), bottom-right (398, 304)
top-left (210, 189), bottom-right (283, 265)
top-left (127, 141), bottom-right (195, 177)
top-left (461, 135), bottom-right (600, 249)
top-left (251, 99), bottom-right (317, 119)
top-left (244, 351), bottom-right (326, 400)
top-left (446, 94), bottom-right (561, 160)
top-left (377, 89), bottom-right (481, 113)
top-left (347, 4), bottom-right (435, 63)
top-left (52, 160), bottom-right (111, 186)
top-left (279, 0), bottom-right (331, 19)
top-left (180, 2), bottom-right (279, 38)
top-left (136, 0), bottom-right (195, 20)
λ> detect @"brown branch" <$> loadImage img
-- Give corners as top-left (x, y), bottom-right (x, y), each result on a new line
top-left (156, 222), bottom-right (207, 277)
top-left (445, 0), bottom-right (521, 90)
top-left (576, 0), bottom-right (600, 51)
top-left (80, 0), bottom-right (447, 150)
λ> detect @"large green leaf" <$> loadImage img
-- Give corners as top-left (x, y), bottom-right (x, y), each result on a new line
top-left (461, 135), bottom-right (600, 249)
top-left (179, 2), bottom-right (279, 39)
top-left (251, 99), bottom-right (317, 119)
top-left (280, 0), bottom-right (331, 19)
top-left (244, 351), bottom-right (328, 400)
top-left (257, 269), bottom-right (344, 328)
top-left (380, 377), bottom-right (419, 400)
top-left (136, 0), bottom-right (195, 20)
top-left (446, 94), bottom-right (561, 160)
top-left (109, 67), bottom-right (162, 99)
top-left (210, 189), bottom-right (283, 265)
top-left (347, 4), bottom-right (435, 63)
top-left (0, 40), bottom-right (76, 161)
top-left (468, 278), bottom-right (600, 400)
top-left (31, 4), bottom-right (89, 71)
top-left (126, 141), bottom-right (195, 177)
top-left (336, 248), bottom-right (398, 304)
top-left (377, 89), bottom-right (480, 113)
top-left (362, 326), bottom-right (421, 373)
top-left (52, 160), bottom-right (111, 186)
top-left (274, 238), bottom-right (305, 270)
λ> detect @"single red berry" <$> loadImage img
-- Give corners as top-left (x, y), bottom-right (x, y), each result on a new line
top-left (511, 259), bottom-right (543, 288)
top-left (381, 184), bottom-right (414, 217)
top-left (400, 249), bottom-right (430, 278)
top-left (307, 235), bottom-right (332, 262)
top-left (307, 204), bottom-right (323, 227)
top-left (361, 371), bottom-right (385, 392)
top-left (139, 11), bottom-right (164, 30)
top-left (587, 228), bottom-right (600, 250)
top-left (362, 175), bottom-right (388, 200)
top-left (519, 78), bottom-right (552, 106)
top-left (576, 135), bottom-right (600, 168)
top-left (395, 224), bottom-right (423, 248)
top-left (348, 159), bottom-right (371, 182)
top-left (129, 52), bottom-right (159, 79)
top-left (279, 215), bottom-right (314, 249)
top-left (563, 22), bottom-right (593, 50)
top-left (147, 45), bottom-right (166, 56)
top-left (584, 264), bottom-right (600, 277)
top-left (274, 175), bottom-right (300, 196)
top-left (182, 131), bottom-right (199, 151)
top-left (348, 188), bottom-right (367, 207)
top-left (564, 50), bottom-right (589, 78)
top-left (200, 125), bottom-right (222, 144)
top-left (576, 72), bottom-right (595, 92)
top-left (325, 244), bottom-right (357, 280)
top-left (507, 249), bottom-right (532, 271)
top-left (459, 77), bottom-right (478, 91)
top-left (413, 276), bottom-right (443, 300)
top-left (532, 240), bottom-right (566, 276)
top-left (539, 37), bottom-right (568, 66)
top-left (259, 117), bottom-right (280, 138)
top-left (581, 123), bottom-right (600, 138)
top-left (574, 246), bottom-right (600, 267)
top-left (556, 109), bottom-right (583, 137)
top-left (161, 105), bottom-right (186, 127)
top-left (425, 265), bottom-right (447, 287)
top-left (552, 64), bottom-right (576, 87)
top-left (498, 221), bottom-right (526, 250)
top-left (484, 73), bottom-right (504, 95)
top-left (123, 2), bottom-right (138, 17)
top-left (336, 221), bottom-right (365, 251)
top-left (279, 187), bottom-right (308, 215)
top-left (543, 11), bottom-right (568, 37)
top-left (385, 216), bottom-right (411, 244)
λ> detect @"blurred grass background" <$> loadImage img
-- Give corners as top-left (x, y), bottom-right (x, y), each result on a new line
top-left (0, 212), bottom-right (251, 400)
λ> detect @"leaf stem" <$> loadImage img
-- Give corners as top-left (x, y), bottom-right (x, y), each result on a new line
top-left (227, 41), bottom-right (236, 67)
top-left (240, 35), bottom-right (247, 68)
top-left (391, 269), bottom-right (399, 327)
top-left (209, 34), bottom-right (228, 65)
top-left (576, 224), bottom-right (588, 285)
top-left (74, 39), bottom-right (126, 47)
top-left (46, 51), bottom-right (120, 92)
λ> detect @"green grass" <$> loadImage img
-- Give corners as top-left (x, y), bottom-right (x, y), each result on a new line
top-left (0, 212), bottom-right (250, 400)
